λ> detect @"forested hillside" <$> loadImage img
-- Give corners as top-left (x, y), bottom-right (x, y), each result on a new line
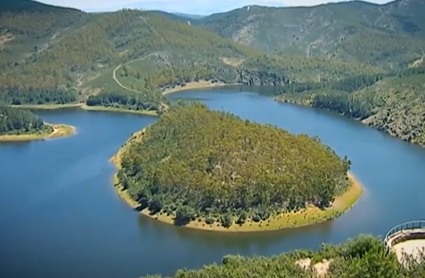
top-left (143, 235), bottom-right (425, 278)
top-left (0, 105), bottom-right (50, 135)
top-left (276, 66), bottom-right (425, 146)
top-left (0, 0), bottom-right (384, 114)
top-left (196, 0), bottom-right (425, 69)
top-left (117, 103), bottom-right (352, 228)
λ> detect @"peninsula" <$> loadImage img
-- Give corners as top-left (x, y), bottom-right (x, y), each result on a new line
top-left (111, 102), bottom-right (362, 232)
top-left (0, 106), bottom-right (75, 142)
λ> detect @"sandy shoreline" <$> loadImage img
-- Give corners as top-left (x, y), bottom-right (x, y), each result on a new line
top-left (162, 80), bottom-right (229, 95)
top-left (110, 128), bottom-right (364, 232)
top-left (0, 123), bottom-right (76, 142)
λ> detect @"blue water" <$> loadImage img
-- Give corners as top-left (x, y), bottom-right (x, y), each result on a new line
top-left (1, 89), bottom-right (425, 278)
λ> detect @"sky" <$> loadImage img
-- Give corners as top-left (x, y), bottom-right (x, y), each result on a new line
top-left (40, 0), bottom-right (391, 14)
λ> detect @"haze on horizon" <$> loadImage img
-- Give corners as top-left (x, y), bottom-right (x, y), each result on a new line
top-left (39, 0), bottom-right (391, 14)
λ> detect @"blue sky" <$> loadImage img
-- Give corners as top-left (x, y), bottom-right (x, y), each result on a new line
top-left (40, 0), bottom-right (391, 14)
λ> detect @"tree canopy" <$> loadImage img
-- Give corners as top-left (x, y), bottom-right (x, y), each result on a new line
top-left (142, 235), bottom-right (425, 278)
top-left (118, 102), bottom-right (351, 228)
top-left (0, 105), bottom-right (49, 135)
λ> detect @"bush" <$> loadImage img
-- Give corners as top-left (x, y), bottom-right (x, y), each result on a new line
top-left (205, 217), bottom-right (215, 225)
top-left (236, 211), bottom-right (247, 225)
top-left (221, 213), bottom-right (233, 228)
top-left (175, 205), bottom-right (195, 226)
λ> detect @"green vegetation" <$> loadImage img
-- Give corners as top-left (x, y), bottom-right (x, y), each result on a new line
top-left (0, 105), bottom-right (49, 135)
top-left (85, 89), bottom-right (164, 115)
top-left (196, 0), bottom-right (425, 69)
top-left (276, 66), bottom-right (425, 146)
top-left (115, 103), bottom-right (355, 230)
top-left (1, 1), bottom-right (386, 114)
top-left (0, 105), bottom-right (75, 141)
top-left (142, 234), bottom-right (425, 278)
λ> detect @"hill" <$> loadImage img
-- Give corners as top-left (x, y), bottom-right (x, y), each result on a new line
top-left (113, 102), bottom-right (359, 231)
top-left (142, 234), bottom-right (424, 278)
top-left (276, 66), bottom-right (425, 147)
top-left (0, 1), bottom-right (383, 114)
top-left (196, 0), bottom-right (425, 69)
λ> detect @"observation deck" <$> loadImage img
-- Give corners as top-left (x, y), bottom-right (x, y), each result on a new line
top-left (384, 220), bottom-right (425, 263)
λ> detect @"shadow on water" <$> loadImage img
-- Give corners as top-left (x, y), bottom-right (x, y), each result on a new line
top-left (137, 212), bottom-right (334, 250)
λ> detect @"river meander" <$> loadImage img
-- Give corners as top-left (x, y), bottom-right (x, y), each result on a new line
top-left (1, 88), bottom-right (425, 278)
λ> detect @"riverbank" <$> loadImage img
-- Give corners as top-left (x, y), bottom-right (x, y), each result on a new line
top-left (11, 103), bottom-right (83, 110)
top-left (80, 104), bottom-right (158, 116)
top-left (11, 103), bottom-right (159, 116)
top-left (162, 80), bottom-right (228, 95)
top-left (110, 129), bottom-right (363, 232)
top-left (0, 123), bottom-right (76, 142)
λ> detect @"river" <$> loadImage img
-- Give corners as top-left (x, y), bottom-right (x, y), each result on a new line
top-left (1, 88), bottom-right (425, 278)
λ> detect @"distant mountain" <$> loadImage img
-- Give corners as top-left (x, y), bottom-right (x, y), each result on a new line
top-left (195, 0), bottom-right (425, 69)
top-left (173, 13), bottom-right (205, 19)
top-left (84, 1), bottom-right (285, 14)
top-left (0, 0), bottom-right (81, 12)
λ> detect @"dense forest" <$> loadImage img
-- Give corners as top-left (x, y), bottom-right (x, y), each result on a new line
top-left (86, 89), bottom-right (165, 113)
top-left (142, 235), bottom-right (425, 278)
top-left (0, 105), bottom-right (50, 135)
top-left (0, 88), bottom-right (78, 105)
top-left (118, 103), bottom-right (351, 228)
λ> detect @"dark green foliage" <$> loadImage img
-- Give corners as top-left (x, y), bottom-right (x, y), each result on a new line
top-left (235, 211), bottom-right (247, 225)
top-left (0, 105), bottom-right (49, 135)
top-left (0, 88), bottom-right (77, 105)
top-left (220, 213), bottom-right (233, 228)
top-left (119, 103), bottom-right (351, 227)
top-left (86, 90), bottom-right (164, 112)
top-left (312, 93), bottom-right (372, 120)
top-left (175, 206), bottom-right (195, 226)
top-left (205, 217), bottom-right (215, 225)
top-left (142, 235), bottom-right (425, 278)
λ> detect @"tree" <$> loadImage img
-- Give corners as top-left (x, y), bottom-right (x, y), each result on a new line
top-left (220, 213), bottom-right (233, 228)
top-left (174, 205), bottom-right (195, 226)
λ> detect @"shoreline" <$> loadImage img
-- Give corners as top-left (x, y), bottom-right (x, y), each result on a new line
top-left (10, 103), bottom-right (159, 116)
top-left (110, 129), bottom-right (364, 232)
top-left (11, 103), bottom-right (83, 110)
top-left (0, 123), bottom-right (76, 142)
top-left (162, 80), bottom-right (229, 96)
top-left (79, 104), bottom-right (158, 116)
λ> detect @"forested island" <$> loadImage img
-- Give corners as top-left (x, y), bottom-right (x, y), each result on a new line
top-left (112, 103), bottom-right (362, 231)
top-left (142, 234), bottom-right (425, 278)
top-left (0, 106), bottom-right (75, 142)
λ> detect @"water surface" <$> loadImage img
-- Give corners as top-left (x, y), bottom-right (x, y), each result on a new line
top-left (1, 89), bottom-right (425, 278)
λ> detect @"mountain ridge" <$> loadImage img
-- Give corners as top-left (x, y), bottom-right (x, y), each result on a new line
top-left (195, 0), bottom-right (425, 69)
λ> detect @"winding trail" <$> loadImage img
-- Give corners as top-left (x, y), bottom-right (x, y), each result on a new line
top-left (112, 65), bottom-right (141, 94)
top-left (112, 64), bottom-right (168, 111)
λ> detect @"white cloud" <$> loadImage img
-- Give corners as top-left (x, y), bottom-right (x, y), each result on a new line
top-left (40, 0), bottom-right (391, 13)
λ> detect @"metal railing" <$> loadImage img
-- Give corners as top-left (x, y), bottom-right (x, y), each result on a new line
top-left (384, 220), bottom-right (425, 248)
